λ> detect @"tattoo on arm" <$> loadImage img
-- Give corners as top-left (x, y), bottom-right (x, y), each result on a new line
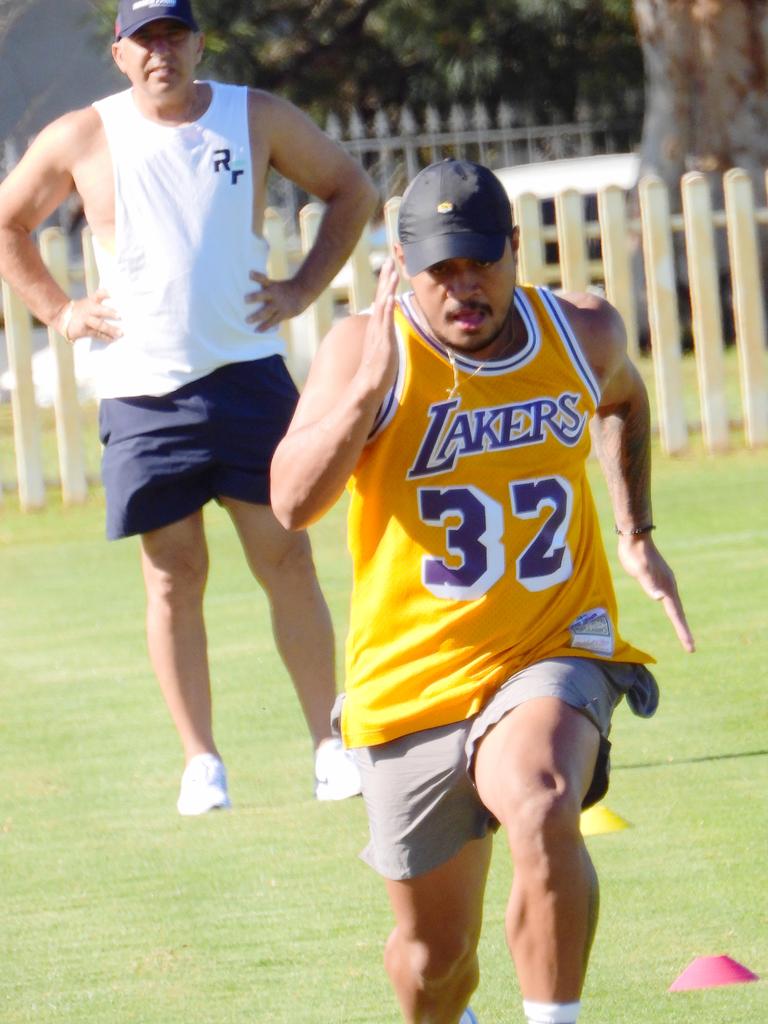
top-left (592, 390), bottom-right (652, 529)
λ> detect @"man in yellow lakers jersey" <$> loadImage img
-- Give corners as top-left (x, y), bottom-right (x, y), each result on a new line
top-left (271, 159), bottom-right (694, 1024)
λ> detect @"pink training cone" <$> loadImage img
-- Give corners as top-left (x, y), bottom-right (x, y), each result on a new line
top-left (669, 955), bottom-right (759, 991)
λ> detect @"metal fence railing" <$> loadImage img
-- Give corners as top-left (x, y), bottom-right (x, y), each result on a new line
top-left (267, 100), bottom-right (643, 228)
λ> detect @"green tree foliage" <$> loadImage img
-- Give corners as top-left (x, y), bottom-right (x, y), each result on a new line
top-left (90, 0), bottom-right (642, 123)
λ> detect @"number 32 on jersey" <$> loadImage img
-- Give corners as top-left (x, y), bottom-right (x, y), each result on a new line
top-left (418, 475), bottom-right (574, 600)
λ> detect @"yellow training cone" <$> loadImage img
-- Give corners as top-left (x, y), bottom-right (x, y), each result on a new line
top-left (580, 804), bottom-right (630, 836)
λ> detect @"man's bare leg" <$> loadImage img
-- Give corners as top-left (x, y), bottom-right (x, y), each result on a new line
top-left (473, 698), bottom-right (600, 1005)
top-left (140, 510), bottom-right (218, 762)
top-left (223, 497), bottom-right (337, 747)
top-left (384, 836), bottom-right (492, 1024)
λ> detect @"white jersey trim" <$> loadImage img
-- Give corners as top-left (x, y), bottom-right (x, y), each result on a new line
top-left (536, 287), bottom-right (601, 407)
top-left (367, 313), bottom-right (407, 442)
top-left (398, 290), bottom-right (541, 375)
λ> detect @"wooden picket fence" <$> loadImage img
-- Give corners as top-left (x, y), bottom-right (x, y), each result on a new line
top-left (1, 168), bottom-right (767, 510)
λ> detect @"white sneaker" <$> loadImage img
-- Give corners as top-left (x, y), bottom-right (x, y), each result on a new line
top-left (176, 753), bottom-right (232, 816)
top-left (460, 1009), bottom-right (479, 1024)
top-left (314, 737), bottom-right (362, 801)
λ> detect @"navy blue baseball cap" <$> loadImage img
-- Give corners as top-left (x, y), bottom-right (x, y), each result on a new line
top-left (115, 0), bottom-right (199, 40)
top-left (398, 159), bottom-right (514, 276)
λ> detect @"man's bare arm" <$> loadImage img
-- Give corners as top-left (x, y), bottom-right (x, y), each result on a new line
top-left (559, 291), bottom-right (695, 652)
top-left (591, 345), bottom-right (655, 535)
top-left (0, 114), bottom-right (82, 331)
top-left (271, 262), bottom-right (399, 528)
top-left (556, 292), bottom-right (652, 529)
top-left (0, 109), bottom-right (120, 341)
top-left (245, 90), bottom-right (378, 332)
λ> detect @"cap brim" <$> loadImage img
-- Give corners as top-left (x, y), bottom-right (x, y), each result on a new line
top-left (116, 15), bottom-right (198, 40)
top-left (401, 232), bottom-right (507, 277)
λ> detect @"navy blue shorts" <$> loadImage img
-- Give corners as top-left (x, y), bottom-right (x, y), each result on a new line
top-left (99, 357), bottom-right (298, 540)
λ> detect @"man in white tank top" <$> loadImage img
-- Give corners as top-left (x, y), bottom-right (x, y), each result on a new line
top-left (0, 0), bottom-right (378, 813)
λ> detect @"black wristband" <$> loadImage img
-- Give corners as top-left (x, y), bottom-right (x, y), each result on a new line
top-left (614, 523), bottom-right (656, 536)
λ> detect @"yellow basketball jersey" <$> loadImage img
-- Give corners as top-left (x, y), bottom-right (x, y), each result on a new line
top-left (342, 284), bottom-right (652, 748)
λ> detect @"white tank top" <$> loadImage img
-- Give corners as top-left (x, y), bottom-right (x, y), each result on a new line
top-left (91, 81), bottom-right (285, 398)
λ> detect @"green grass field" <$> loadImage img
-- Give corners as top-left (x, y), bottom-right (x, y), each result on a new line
top-left (1, 436), bottom-right (766, 1023)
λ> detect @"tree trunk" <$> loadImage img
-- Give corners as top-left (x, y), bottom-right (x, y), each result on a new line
top-left (634, 0), bottom-right (768, 202)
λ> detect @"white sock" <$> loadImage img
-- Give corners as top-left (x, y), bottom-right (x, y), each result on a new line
top-left (523, 1000), bottom-right (581, 1024)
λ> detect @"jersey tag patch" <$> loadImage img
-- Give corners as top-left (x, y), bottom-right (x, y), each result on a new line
top-left (569, 608), bottom-right (615, 656)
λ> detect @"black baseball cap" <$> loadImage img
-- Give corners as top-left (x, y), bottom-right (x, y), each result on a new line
top-left (398, 159), bottom-right (514, 276)
top-left (115, 0), bottom-right (199, 40)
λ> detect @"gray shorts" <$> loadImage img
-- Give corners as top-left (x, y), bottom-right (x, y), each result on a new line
top-left (343, 657), bottom-right (657, 880)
